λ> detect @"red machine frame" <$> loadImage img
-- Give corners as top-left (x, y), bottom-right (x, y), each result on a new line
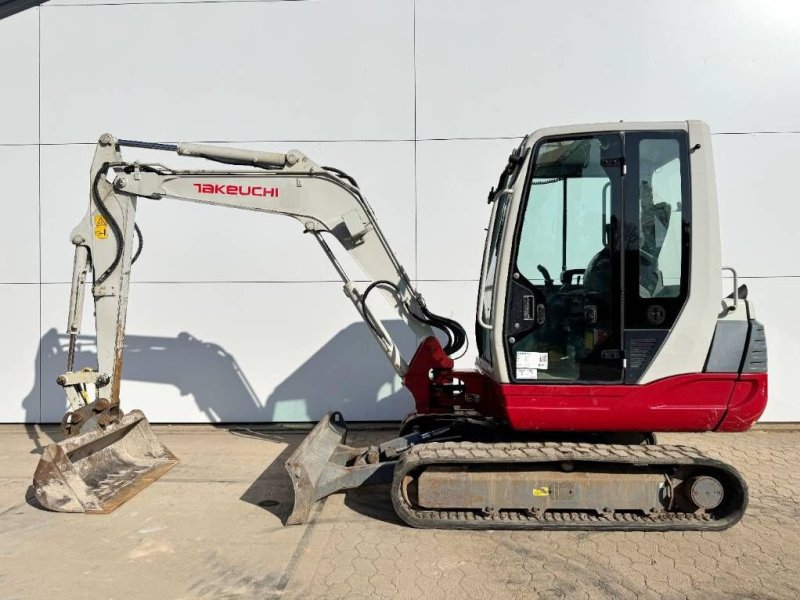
top-left (404, 337), bottom-right (767, 434)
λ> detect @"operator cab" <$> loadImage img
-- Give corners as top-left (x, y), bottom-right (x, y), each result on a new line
top-left (478, 125), bottom-right (692, 385)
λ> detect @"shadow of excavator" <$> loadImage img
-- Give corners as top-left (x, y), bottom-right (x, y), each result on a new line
top-left (23, 322), bottom-right (417, 519)
top-left (27, 321), bottom-right (416, 424)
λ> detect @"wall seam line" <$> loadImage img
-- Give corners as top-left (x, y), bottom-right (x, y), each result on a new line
top-left (23, 275), bottom-right (800, 286)
top-left (10, 131), bottom-right (800, 149)
top-left (37, 4), bottom-right (43, 424)
top-left (412, 0), bottom-right (418, 281)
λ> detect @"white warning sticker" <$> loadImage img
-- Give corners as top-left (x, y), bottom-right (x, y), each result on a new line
top-left (516, 367), bottom-right (538, 380)
top-left (516, 351), bottom-right (548, 370)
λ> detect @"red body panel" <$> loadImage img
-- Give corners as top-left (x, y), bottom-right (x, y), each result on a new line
top-left (715, 373), bottom-right (768, 431)
top-left (404, 337), bottom-right (768, 434)
top-left (499, 374), bottom-right (734, 432)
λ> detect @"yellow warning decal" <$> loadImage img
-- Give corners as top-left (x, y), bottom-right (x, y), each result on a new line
top-left (532, 486), bottom-right (550, 497)
top-left (94, 215), bottom-right (108, 239)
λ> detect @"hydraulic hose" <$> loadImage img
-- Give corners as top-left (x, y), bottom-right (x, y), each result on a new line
top-left (92, 163), bottom-right (143, 284)
top-left (359, 280), bottom-right (467, 357)
top-left (92, 163), bottom-right (124, 286)
top-left (322, 166), bottom-right (360, 189)
top-left (132, 224), bottom-right (143, 265)
top-left (418, 305), bottom-right (467, 356)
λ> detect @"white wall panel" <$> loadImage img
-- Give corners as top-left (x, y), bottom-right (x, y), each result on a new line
top-left (739, 277), bottom-right (799, 422)
top-left (38, 144), bottom-right (91, 284)
top-left (40, 0), bottom-right (414, 144)
top-left (0, 146), bottom-right (39, 282)
top-left (39, 141), bottom-right (415, 283)
top-left (416, 0), bottom-right (800, 139)
top-left (0, 0), bottom-right (796, 423)
top-left (39, 281), bottom-right (416, 422)
top-left (714, 133), bottom-right (800, 277)
top-left (417, 138), bottom-right (515, 280)
top-left (0, 9), bottom-right (38, 144)
top-left (0, 286), bottom-right (40, 422)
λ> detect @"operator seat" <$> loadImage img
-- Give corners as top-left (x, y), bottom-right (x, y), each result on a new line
top-left (585, 201), bottom-right (673, 298)
top-left (584, 246), bottom-right (611, 294)
top-left (584, 223), bottom-right (613, 294)
top-left (584, 244), bottom-right (663, 297)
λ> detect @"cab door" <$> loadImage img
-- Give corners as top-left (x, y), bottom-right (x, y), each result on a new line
top-left (503, 134), bottom-right (625, 383)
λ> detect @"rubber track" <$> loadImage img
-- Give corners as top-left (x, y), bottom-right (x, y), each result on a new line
top-left (391, 441), bottom-right (748, 531)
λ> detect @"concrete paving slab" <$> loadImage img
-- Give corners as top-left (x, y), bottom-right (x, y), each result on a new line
top-left (1, 425), bottom-right (799, 599)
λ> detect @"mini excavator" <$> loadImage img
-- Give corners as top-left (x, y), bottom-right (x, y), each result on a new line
top-left (33, 121), bottom-right (767, 530)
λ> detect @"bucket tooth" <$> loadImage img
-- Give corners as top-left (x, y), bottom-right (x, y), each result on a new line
top-left (32, 410), bottom-right (178, 514)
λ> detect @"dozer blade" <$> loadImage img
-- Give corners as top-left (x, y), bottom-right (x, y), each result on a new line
top-left (285, 412), bottom-right (348, 525)
top-left (285, 411), bottom-right (394, 525)
top-left (32, 409), bottom-right (178, 513)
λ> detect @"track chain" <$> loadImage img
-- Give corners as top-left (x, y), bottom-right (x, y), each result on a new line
top-left (391, 441), bottom-right (748, 531)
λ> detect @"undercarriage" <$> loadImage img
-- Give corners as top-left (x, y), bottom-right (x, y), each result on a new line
top-left (286, 412), bottom-right (747, 531)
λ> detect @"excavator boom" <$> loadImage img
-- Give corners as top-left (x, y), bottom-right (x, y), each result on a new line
top-left (33, 133), bottom-right (464, 513)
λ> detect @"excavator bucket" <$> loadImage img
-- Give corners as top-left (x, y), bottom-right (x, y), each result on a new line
top-left (32, 410), bottom-right (178, 513)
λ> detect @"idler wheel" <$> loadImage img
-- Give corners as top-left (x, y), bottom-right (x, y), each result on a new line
top-left (689, 476), bottom-right (724, 510)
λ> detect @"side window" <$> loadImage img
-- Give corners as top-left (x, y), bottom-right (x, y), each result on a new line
top-left (478, 143), bottom-right (529, 364)
top-left (624, 130), bottom-right (691, 333)
top-left (517, 178), bottom-right (562, 281)
top-left (517, 139), bottom-right (612, 285)
top-left (481, 193), bottom-right (510, 324)
top-left (638, 139), bottom-right (684, 298)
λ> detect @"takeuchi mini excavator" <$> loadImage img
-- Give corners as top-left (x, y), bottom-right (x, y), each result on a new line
top-left (33, 121), bottom-right (767, 531)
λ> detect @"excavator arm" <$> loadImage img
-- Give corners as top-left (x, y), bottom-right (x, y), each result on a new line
top-left (63, 134), bottom-right (465, 431)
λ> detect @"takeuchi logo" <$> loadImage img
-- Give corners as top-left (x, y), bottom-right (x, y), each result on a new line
top-left (192, 183), bottom-right (279, 197)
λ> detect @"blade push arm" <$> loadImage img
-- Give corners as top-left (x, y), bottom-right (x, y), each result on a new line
top-left (62, 134), bottom-right (465, 430)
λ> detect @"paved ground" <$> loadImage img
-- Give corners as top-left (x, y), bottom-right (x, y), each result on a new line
top-left (1, 424), bottom-right (799, 599)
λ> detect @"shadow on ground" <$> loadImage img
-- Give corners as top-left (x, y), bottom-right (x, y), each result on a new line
top-left (237, 432), bottom-right (302, 524)
top-left (344, 484), bottom-right (402, 525)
